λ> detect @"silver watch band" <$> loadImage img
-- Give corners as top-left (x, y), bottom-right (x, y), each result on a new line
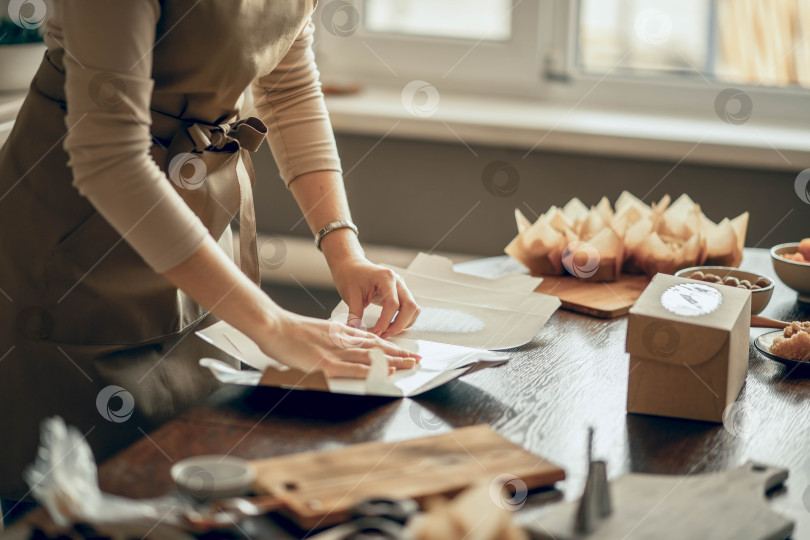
top-left (314, 220), bottom-right (359, 251)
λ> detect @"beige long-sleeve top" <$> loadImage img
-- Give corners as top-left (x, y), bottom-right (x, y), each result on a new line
top-left (47, 0), bottom-right (341, 273)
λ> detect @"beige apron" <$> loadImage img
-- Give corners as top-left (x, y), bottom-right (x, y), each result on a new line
top-left (0, 0), bottom-right (313, 499)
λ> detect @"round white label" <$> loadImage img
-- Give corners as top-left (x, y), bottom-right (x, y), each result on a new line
top-left (660, 283), bottom-right (723, 317)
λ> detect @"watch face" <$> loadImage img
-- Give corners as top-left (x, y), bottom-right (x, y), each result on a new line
top-left (660, 283), bottom-right (723, 317)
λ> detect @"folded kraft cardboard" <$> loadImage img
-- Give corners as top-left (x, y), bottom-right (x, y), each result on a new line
top-left (626, 273), bottom-right (751, 422)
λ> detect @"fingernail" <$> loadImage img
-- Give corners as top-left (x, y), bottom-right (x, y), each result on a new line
top-left (388, 367), bottom-right (396, 376)
top-left (401, 358), bottom-right (416, 369)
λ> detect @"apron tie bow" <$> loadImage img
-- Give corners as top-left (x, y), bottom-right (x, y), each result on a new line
top-left (165, 115), bottom-right (268, 285)
top-left (185, 116), bottom-right (267, 153)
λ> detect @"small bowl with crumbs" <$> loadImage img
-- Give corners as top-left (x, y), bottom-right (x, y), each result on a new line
top-left (674, 266), bottom-right (774, 315)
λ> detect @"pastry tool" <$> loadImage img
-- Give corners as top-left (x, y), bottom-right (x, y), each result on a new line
top-left (750, 315), bottom-right (790, 329)
top-left (573, 428), bottom-right (612, 534)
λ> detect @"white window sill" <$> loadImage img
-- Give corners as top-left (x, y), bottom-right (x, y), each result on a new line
top-left (325, 87), bottom-right (810, 172)
top-left (4, 86), bottom-right (807, 172)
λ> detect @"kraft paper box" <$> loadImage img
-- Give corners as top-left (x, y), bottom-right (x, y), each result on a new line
top-left (625, 273), bottom-right (751, 423)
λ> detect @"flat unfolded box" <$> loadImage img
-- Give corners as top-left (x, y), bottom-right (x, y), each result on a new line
top-left (198, 253), bottom-right (560, 397)
top-left (331, 253), bottom-right (560, 350)
top-left (198, 323), bottom-right (508, 397)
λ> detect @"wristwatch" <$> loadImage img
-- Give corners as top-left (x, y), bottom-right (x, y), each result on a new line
top-left (315, 220), bottom-right (359, 251)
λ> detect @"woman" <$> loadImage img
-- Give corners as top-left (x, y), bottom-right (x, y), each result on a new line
top-left (0, 0), bottom-right (420, 508)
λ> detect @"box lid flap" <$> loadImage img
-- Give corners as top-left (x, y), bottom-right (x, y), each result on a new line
top-left (626, 314), bottom-right (730, 365)
top-left (626, 273), bottom-right (750, 366)
top-left (630, 273), bottom-right (749, 329)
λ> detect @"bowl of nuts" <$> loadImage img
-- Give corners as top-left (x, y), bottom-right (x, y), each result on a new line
top-left (674, 266), bottom-right (774, 315)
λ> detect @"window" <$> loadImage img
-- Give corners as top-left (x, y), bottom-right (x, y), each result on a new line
top-left (314, 1), bottom-right (810, 126)
top-left (579, 0), bottom-right (810, 89)
top-left (314, 0), bottom-right (543, 96)
top-left (364, 0), bottom-right (512, 41)
top-left (579, 0), bottom-right (712, 80)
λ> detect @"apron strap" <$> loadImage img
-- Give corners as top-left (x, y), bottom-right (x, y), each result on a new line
top-left (235, 149), bottom-right (261, 285)
top-left (165, 116), bottom-right (268, 286)
top-left (227, 117), bottom-right (267, 152)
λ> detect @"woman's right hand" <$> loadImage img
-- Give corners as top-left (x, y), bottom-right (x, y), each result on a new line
top-left (257, 312), bottom-right (421, 379)
top-left (163, 237), bottom-right (418, 380)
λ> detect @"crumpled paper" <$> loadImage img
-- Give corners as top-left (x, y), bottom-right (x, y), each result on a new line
top-left (22, 417), bottom-right (192, 537)
top-left (403, 480), bottom-right (528, 540)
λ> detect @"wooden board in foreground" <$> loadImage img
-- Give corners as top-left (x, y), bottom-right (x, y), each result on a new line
top-left (251, 424), bottom-right (565, 529)
top-left (535, 273), bottom-right (651, 318)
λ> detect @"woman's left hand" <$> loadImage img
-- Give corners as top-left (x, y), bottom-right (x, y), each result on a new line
top-left (330, 256), bottom-right (421, 339)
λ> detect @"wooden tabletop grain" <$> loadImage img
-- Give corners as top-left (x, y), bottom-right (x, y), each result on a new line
top-left (93, 248), bottom-right (810, 538)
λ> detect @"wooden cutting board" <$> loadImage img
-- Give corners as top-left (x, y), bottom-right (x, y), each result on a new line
top-left (530, 462), bottom-right (793, 540)
top-left (535, 273), bottom-right (651, 318)
top-left (250, 424), bottom-right (565, 529)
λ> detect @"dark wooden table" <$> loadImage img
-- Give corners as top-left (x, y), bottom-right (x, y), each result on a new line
top-left (53, 248), bottom-right (810, 537)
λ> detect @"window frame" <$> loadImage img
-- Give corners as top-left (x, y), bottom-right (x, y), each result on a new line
top-left (546, 0), bottom-right (810, 126)
top-left (313, 0), bottom-right (810, 129)
top-left (314, 0), bottom-right (549, 98)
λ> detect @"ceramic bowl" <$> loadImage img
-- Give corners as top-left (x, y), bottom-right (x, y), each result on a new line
top-left (674, 266), bottom-right (774, 315)
top-left (771, 242), bottom-right (810, 303)
top-left (171, 455), bottom-right (256, 502)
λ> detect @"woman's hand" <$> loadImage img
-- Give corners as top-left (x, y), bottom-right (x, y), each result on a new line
top-left (286, 171), bottom-right (421, 338)
top-left (258, 312), bottom-right (420, 378)
top-left (329, 255), bottom-right (421, 339)
top-left (163, 237), bottom-right (419, 381)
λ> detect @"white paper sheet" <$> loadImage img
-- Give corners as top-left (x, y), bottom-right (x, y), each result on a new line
top-left (197, 253), bottom-right (556, 397)
top-left (330, 253), bottom-right (560, 350)
top-left (453, 254), bottom-right (529, 279)
top-left (196, 320), bottom-right (508, 397)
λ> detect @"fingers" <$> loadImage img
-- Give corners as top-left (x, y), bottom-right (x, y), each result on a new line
top-left (369, 331), bottom-right (421, 360)
top-left (319, 347), bottom-right (419, 379)
top-left (342, 266), bottom-right (420, 339)
top-left (371, 273), bottom-right (400, 336)
top-left (344, 291), bottom-right (366, 329)
top-left (371, 336), bottom-right (421, 360)
top-left (381, 279), bottom-right (420, 339)
top-left (341, 348), bottom-right (418, 371)
top-left (336, 335), bottom-right (420, 364)
top-left (331, 321), bottom-right (419, 356)
top-left (321, 359), bottom-right (370, 379)
top-left (387, 355), bottom-right (418, 370)
top-left (324, 362), bottom-right (396, 379)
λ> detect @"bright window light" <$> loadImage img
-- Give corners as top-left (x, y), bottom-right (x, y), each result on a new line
top-left (579, 0), bottom-right (810, 89)
top-left (364, 0), bottom-right (512, 41)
